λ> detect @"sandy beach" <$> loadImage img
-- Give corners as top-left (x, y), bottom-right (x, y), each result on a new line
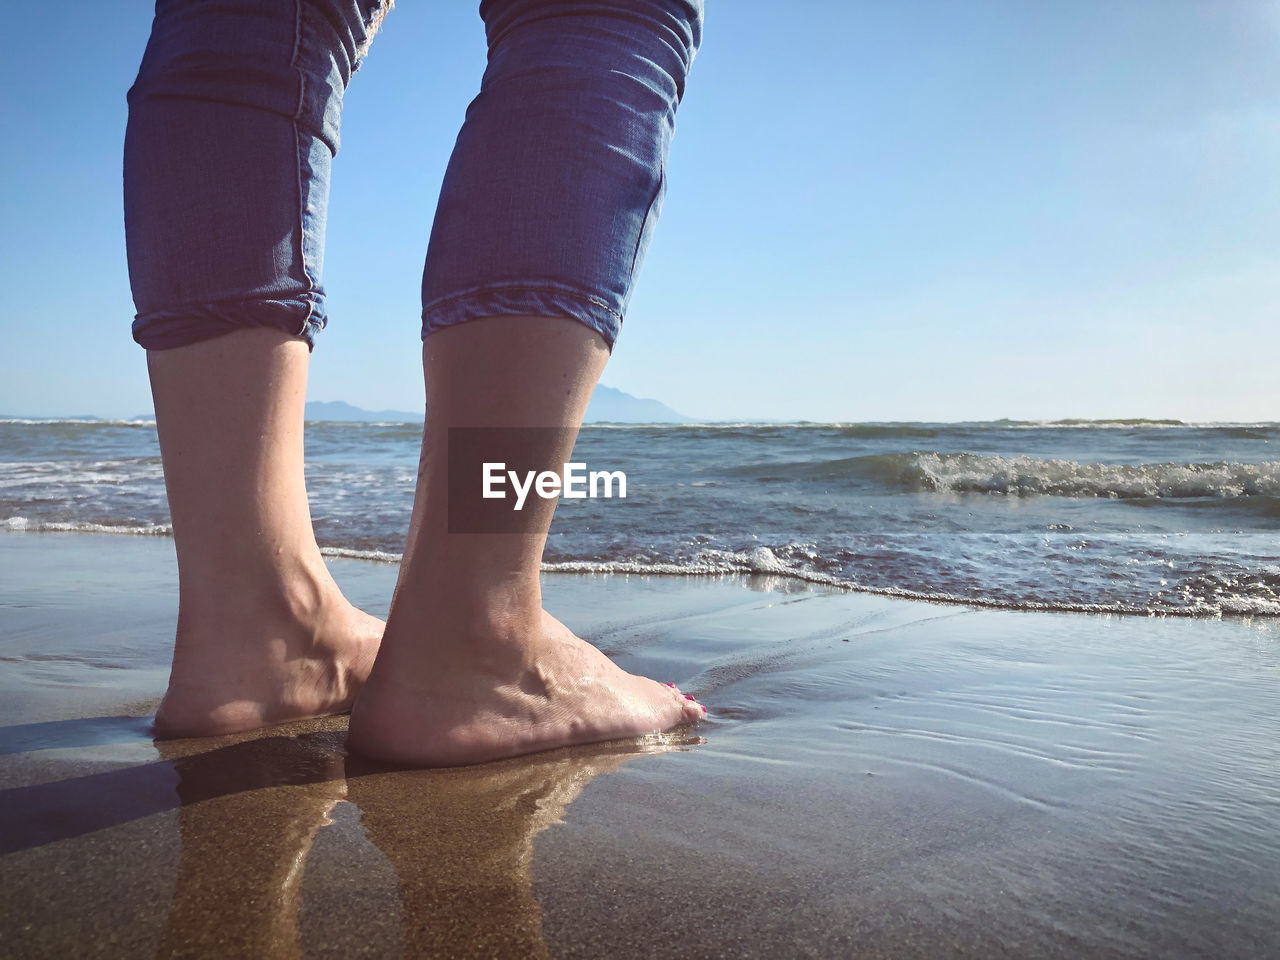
top-left (1, 530), bottom-right (1278, 958)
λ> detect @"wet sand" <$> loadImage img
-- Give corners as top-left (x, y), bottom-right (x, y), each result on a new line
top-left (1, 531), bottom-right (1278, 958)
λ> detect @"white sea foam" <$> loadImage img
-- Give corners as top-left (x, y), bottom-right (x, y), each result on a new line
top-left (543, 549), bottom-right (1280, 618)
top-left (539, 554), bottom-right (1154, 614)
top-left (319, 546), bottom-right (403, 563)
top-left (7, 519), bottom-right (1278, 617)
top-left (2, 517), bottom-right (171, 536)
top-left (907, 454), bottom-right (1280, 499)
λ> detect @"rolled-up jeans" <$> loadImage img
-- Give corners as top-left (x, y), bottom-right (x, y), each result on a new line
top-left (124, 0), bottom-right (703, 351)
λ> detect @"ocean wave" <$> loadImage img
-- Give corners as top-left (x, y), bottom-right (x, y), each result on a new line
top-left (319, 546), bottom-right (402, 563)
top-left (0, 458), bottom-right (164, 489)
top-left (991, 419), bottom-right (1280, 431)
top-left (743, 452), bottom-right (1280, 499)
top-left (1126, 494), bottom-right (1280, 518)
top-left (541, 558), bottom-right (1136, 613)
top-left (907, 454), bottom-right (1280, 498)
top-left (1151, 567), bottom-right (1280, 617)
top-left (0, 418), bottom-right (156, 427)
top-left (308, 421), bottom-right (421, 432)
top-left (544, 545), bottom-right (1280, 618)
top-left (2, 517), bottom-right (171, 536)
top-left (994, 418), bottom-right (1187, 429)
top-left (536, 419), bottom-right (1278, 433)
top-left (7, 417), bottom-right (1277, 434)
top-left (8, 520), bottom-right (1278, 617)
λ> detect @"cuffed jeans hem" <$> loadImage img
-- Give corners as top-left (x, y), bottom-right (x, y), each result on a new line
top-left (131, 297), bottom-right (327, 351)
top-left (420, 283), bottom-right (621, 350)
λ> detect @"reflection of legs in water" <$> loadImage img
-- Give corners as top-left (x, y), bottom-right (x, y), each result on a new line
top-left (156, 734), bottom-right (348, 959)
top-left (151, 732), bottom-right (686, 958)
top-left (345, 745), bottom-right (636, 958)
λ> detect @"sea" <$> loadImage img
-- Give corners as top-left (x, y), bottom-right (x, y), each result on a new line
top-left (2, 418), bottom-right (1278, 617)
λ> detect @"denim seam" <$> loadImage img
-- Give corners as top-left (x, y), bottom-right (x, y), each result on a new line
top-left (628, 161), bottom-right (666, 287)
top-left (289, 0), bottom-right (318, 341)
top-left (421, 283), bottom-right (625, 327)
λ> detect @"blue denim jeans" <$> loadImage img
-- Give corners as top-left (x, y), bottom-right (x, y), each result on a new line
top-left (124, 0), bottom-right (703, 351)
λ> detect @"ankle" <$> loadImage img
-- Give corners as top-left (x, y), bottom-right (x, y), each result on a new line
top-left (373, 596), bottom-right (547, 686)
top-left (395, 560), bottom-right (542, 626)
top-left (176, 551), bottom-right (340, 627)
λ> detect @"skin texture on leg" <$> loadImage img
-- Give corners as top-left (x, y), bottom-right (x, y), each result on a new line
top-left (148, 328), bottom-right (383, 738)
top-left (348, 316), bottom-right (704, 766)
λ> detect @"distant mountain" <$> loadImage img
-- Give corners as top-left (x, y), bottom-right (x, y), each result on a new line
top-left (304, 400), bottom-right (421, 422)
top-left (302, 386), bottom-right (690, 424)
top-left (583, 385), bottom-right (691, 423)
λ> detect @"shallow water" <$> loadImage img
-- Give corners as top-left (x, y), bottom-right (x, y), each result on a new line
top-left (3, 417), bottom-right (1279, 615)
top-left (2, 534), bottom-right (1279, 958)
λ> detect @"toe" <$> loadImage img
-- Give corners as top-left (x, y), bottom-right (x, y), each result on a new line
top-left (648, 679), bottom-right (705, 727)
top-left (671, 688), bottom-right (705, 723)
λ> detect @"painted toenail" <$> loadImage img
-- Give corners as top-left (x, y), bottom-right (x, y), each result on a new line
top-left (684, 694), bottom-right (696, 700)
top-left (701, 704), bottom-right (707, 712)
top-left (665, 682), bottom-right (677, 687)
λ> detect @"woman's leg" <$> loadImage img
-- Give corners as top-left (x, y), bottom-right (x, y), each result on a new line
top-left (147, 331), bottom-right (382, 737)
top-left (125, 0), bottom-right (391, 737)
top-left (349, 0), bottom-right (706, 766)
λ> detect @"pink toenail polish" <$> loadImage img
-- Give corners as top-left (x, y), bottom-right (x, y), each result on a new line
top-left (665, 682), bottom-right (677, 687)
top-left (701, 704), bottom-right (707, 713)
top-left (684, 694), bottom-right (696, 700)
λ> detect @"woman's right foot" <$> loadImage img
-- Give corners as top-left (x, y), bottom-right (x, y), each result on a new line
top-left (348, 608), bottom-right (704, 767)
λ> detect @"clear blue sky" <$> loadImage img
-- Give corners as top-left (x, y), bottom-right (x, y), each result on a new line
top-left (3, 1), bottom-right (1278, 421)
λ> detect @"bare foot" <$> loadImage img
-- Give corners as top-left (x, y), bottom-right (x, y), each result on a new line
top-left (154, 583), bottom-right (384, 739)
top-left (347, 610), bottom-right (704, 767)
